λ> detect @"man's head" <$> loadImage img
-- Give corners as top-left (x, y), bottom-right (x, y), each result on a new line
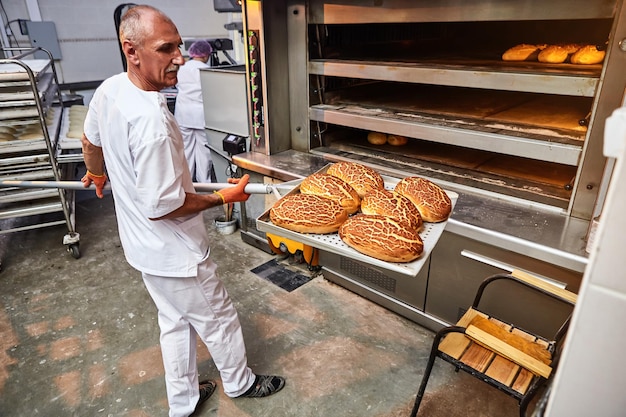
top-left (119, 5), bottom-right (184, 91)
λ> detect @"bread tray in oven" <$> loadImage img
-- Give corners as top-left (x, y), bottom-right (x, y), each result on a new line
top-left (256, 167), bottom-right (458, 277)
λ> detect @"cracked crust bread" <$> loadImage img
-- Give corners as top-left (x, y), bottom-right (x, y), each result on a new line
top-left (361, 188), bottom-right (423, 231)
top-left (339, 214), bottom-right (424, 263)
top-left (270, 193), bottom-right (348, 234)
top-left (299, 173), bottom-right (361, 215)
top-left (394, 177), bottom-right (452, 223)
top-left (326, 162), bottom-right (385, 199)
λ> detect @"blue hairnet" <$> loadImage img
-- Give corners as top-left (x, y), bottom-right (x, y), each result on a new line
top-left (188, 40), bottom-right (213, 58)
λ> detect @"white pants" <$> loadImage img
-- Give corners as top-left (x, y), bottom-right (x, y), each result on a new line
top-left (142, 258), bottom-right (255, 417)
top-left (180, 126), bottom-right (213, 184)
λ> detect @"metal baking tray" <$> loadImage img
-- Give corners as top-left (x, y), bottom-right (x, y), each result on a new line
top-left (256, 166), bottom-right (458, 277)
top-left (0, 59), bottom-right (51, 81)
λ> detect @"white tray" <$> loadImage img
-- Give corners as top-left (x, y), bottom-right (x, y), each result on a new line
top-left (256, 168), bottom-right (457, 277)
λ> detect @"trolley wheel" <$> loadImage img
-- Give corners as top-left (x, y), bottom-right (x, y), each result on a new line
top-left (68, 243), bottom-right (80, 259)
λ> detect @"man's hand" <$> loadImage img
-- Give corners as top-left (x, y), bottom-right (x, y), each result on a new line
top-left (215, 174), bottom-right (251, 204)
top-left (81, 170), bottom-right (108, 199)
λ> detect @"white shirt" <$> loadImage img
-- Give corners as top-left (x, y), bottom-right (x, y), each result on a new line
top-left (84, 73), bottom-right (210, 277)
top-left (174, 59), bottom-right (210, 129)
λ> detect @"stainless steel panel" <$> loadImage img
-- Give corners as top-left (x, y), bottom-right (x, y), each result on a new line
top-left (309, 60), bottom-right (600, 97)
top-left (308, 0), bottom-right (617, 24)
top-left (200, 66), bottom-right (250, 137)
top-left (320, 250), bottom-right (429, 310)
top-left (309, 105), bottom-right (583, 165)
top-left (425, 230), bottom-right (582, 339)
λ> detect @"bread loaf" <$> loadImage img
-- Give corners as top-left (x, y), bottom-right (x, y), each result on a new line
top-left (270, 194), bottom-right (348, 234)
top-left (538, 45), bottom-right (568, 63)
top-left (570, 45), bottom-right (605, 65)
top-left (326, 162), bottom-right (385, 198)
top-left (339, 214), bottom-right (424, 263)
top-left (538, 44), bottom-right (582, 63)
top-left (502, 44), bottom-right (545, 61)
top-left (361, 188), bottom-right (423, 231)
top-left (394, 177), bottom-right (452, 223)
top-left (300, 173), bottom-right (361, 214)
top-left (387, 135), bottom-right (408, 146)
top-left (367, 132), bottom-right (387, 145)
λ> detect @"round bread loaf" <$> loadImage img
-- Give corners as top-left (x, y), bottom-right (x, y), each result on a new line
top-left (339, 214), bottom-right (424, 263)
top-left (270, 194), bottom-right (348, 234)
top-left (326, 161), bottom-right (385, 198)
top-left (300, 173), bottom-right (361, 214)
top-left (367, 131), bottom-right (387, 145)
top-left (387, 135), bottom-right (408, 146)
top-left (570, 45), bottom-right (605, 65)
top-left (502, 44), bottom-right (545, 61)
top-left (394, 177), bottom-right (452, 223)
top-left (361, 188), bottom-right (423, 230)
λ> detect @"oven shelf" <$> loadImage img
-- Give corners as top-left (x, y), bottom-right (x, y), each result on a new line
top-left (310, 104), bottom-right (583, 166)
top-left (309, 59), bottom-right (600, 97)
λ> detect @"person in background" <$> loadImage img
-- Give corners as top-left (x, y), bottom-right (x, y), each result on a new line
top-left (175, 39), bottom-right (215, 184)
top-left (80, 5), bottom-right (285, 417)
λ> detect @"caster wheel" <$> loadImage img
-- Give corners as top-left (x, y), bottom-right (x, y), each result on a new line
top-left (68, 244), bottom-right (80, 259)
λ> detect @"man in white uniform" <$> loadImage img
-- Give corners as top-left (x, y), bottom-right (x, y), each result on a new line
top-left (80, 5), bottom-right (285, 417)
top-left (174, 40), bottom-right (214, 183)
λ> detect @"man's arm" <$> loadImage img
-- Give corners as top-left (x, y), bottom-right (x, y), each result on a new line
top-left (81, 133), bottom-right (105, 175)
top-left (150, 174), bottom-right (251, 221)
top-left (81, 133), bottom-right (107, 198)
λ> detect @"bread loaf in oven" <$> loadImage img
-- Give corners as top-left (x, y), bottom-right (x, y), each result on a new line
top-left (339, 214), bottom-right (424, 263)
top-left (270, 194), bottom-right (348, 234)
top-left (570, 45), bottom-right (605, 65)
top-left (300, 173), bottom-right (361, 214)
top-left (502, 44), bottom-right (546, 61)
top-left (387, 135), bottom-right (408, 146)
top-left (394, 177), bottom-right (452, 223)
top-left (361, 188), bottom-right (423, 231)
top-left (326, 162), bottom-right (385, 199)
top-left (367, 131), bottom-right (387, 145)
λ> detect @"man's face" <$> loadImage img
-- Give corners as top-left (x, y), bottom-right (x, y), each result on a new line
top-left (133, 15), bottom-right (184, 91)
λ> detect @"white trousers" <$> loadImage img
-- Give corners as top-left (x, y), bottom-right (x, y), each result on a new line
top-left (180, 126), bottom-right (213, 184)
top-left (142, 258), bottom-right (255, 417)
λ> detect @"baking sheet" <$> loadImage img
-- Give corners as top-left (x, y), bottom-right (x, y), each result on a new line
top-left (0, 60), bottom-right (51, 81)
top-left (256, 168), bottom-right (458, 277)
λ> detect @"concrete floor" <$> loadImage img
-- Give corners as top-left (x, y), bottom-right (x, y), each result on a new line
top-left (0, 193), bottom-right (522, 417)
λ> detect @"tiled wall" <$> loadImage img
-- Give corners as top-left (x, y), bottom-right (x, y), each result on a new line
top-left (1, 0), bottom-right (234, 83)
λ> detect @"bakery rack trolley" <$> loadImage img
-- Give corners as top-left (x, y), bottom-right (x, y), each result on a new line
top-left (0, 47), bottom-right (80, 266)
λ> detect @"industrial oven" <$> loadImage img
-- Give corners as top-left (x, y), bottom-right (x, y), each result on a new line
top-left (234, 0), bottom-right (626, 335)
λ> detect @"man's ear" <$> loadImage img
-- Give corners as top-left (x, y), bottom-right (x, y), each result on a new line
top-left (123, 40), bottom-right (139, 65)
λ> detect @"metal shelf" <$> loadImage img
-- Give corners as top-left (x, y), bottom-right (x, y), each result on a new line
top-left (310, 104), bottom-right (583, 166)
top-left (0, 47), bottom-right (79, 258)
top-left (309, 59), bottom-right (601, 97)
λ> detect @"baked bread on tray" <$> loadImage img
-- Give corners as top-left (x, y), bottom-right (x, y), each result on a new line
top-left (269, 194), bottom-right (348, 234)
top-left (361, 188), bottom-right (423, 231)
top-left (326, 161), bottom-right (385, 198)
top-left (394, 177), bottom-right (452, 223)
top-left (299, 173), bottom-right (361, 215)
top-left (339, 214), bottom-right (424, 263)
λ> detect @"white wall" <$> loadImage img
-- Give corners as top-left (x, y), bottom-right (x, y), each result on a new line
top-left (1, 0), bottom-right (235, 84)
top-left (545, 107), bottom-right (626, 416)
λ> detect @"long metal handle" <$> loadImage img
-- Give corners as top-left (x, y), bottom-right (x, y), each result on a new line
top-left (0, 179), bottom-right (275, 195)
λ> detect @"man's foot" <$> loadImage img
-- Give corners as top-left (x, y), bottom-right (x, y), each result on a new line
top-left (191, 380), bottom-right (216, 415)
top-left (237, 375), bottom-right (285, 398)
